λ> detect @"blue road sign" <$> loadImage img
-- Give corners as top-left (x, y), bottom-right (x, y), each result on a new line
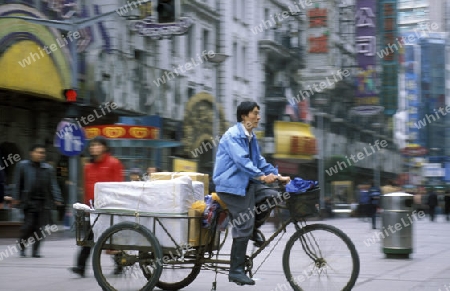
top-left (56, 123), bottom-right (86, 156)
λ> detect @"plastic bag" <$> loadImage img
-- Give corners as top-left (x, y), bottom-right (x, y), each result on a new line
top-left (202, 195), bottom-right (221, 229)
top-left (285, 178), bottom-right (318, 194)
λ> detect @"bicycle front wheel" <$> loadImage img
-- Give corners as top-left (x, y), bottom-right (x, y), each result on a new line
top-left (282, 223), bottom-right (359, 291)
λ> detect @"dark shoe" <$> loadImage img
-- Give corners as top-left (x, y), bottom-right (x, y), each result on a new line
top-left (70, 267), bottom-right (85, 278)
top-left (20, 250), bottom-right (26, 258)
top-left (113, 265), bottom-right (123, 275)
top-left (251, 229), bottom-right (265, 247)
top-left (229, 237), bottom-right (255, 286)
top-left (113, 253), bottom-right (124, 275)
top-left (32, 254), bottom-right (42, 258)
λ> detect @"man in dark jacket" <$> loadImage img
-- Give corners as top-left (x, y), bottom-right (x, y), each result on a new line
top-left (428, 191), bottom-right (438, 222)
top-left (12, 144), bottom-right (63, 257)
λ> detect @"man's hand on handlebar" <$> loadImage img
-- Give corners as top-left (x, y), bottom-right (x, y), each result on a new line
top-left (259, 173), bottom-right (277, 184)
top-left (277, 175), bottom-right (291, 184)
top-left (259, 174), bottom-right (291, 184)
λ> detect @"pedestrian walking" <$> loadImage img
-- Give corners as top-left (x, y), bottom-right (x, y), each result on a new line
top-left (358, 184), bottom-right (370, 221)
top-left (70, 136), bottom-right (124, 277)
top-left (12, 144), bottom-right (63, 258)
top-left (368, 181), bottom-right (381, 229)
top-left (213, 101), bottom-right (291, 286)
top-left (428, 190), bottom-right (438, 222)
top-left (444, 191), bottom-right (450, 221)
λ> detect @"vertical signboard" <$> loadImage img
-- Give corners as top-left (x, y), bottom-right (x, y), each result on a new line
top-left (405, 71), bottom-right (419, 145)
top-left (379, 1), bottom-right (398, 115)
top-left (307, 7), bottom-right (328, 54)
top-left (404, 44), bottom-right (420, 145)
top-left (355, 0), bottom-right (378, 106)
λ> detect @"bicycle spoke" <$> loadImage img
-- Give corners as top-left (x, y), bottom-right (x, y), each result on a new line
top-left (283, 224), bottom-right (360, 291)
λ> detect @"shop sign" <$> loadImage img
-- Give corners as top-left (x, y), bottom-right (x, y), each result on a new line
top-left (131, 16), bottom-right (193, 39)
top-left (84, 125), bottom-right (159, 139)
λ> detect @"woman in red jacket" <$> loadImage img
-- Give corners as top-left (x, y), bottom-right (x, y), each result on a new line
top-left (70, 136), bottom-right (124, 277)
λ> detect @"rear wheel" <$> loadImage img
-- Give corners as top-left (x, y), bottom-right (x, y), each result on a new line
top-left (282, 223), bottom-right (359, 291)
top-left (156, 257), bottom-right (202, 290)
top-left (92, 221), bottom-right (163, 291)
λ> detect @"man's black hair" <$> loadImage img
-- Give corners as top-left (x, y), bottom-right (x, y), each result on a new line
top-left (29, 144), bottom-right (46, 152)
top-left (236, 101), bottom-right (260, 122)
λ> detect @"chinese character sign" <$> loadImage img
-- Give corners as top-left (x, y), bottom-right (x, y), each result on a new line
top-left (307, 8), bottom-right (328, 53)
top-left (308, 8), bottom-right (327, 28)
top-left (355, 0), bottom-right (378, 105)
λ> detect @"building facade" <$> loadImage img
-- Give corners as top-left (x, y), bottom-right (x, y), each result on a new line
top-left (0, 0), bottom-right (405, 208)
top-left (398, 0), bottom-right (430, 34)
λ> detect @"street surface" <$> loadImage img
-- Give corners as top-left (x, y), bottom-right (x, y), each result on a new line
top-left (0, 216), bottom-right (449, 291)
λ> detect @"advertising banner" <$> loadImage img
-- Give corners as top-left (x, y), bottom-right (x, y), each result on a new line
top-left (379, 0), bottom-right (398, 115)
top-left (405, 72), bottom-right (419, 145)
top-left (355, 0), bottom-right (378, 106)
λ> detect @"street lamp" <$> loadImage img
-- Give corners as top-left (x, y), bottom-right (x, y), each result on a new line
top-left (206, 53), bottom-right (229, 165)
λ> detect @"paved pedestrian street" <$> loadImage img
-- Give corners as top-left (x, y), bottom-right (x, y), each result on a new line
top-left (0, 216), bottom-right (449, 291)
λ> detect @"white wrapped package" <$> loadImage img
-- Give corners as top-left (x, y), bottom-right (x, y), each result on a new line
top-left (192, 181), bottom-right (205, 201)
top-left (90, 213), bottom-right (155, 247)
top-left (91, 176), bottom-right (199, 248)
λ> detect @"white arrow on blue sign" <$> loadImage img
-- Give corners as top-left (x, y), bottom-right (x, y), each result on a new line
top-left (55, 123), bottom-right (86, 156)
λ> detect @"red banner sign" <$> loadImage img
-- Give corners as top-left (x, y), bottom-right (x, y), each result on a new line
top-left (84, 125), bottom-right (159, 139)
top-left (401, 146), bottom-right (428, 157)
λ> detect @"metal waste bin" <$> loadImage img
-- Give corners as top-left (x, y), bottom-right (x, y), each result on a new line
top-left (380, 192), bottom-right (414, 258)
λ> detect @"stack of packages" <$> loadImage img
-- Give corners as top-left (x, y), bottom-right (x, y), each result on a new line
top-left (91, 173), bottom-right (206, 248)
top-left (149, 172), bottom-right (209, 194)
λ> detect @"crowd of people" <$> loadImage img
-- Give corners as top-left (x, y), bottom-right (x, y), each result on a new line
top-left (355, 179), bottom-right (450, 226)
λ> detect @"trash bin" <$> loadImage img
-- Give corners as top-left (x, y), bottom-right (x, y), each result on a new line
top-left (380, 192), bottom-right (414, 258)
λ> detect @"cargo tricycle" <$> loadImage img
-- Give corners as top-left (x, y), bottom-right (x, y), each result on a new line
top-left (74, 184), bottom-right (360, 291)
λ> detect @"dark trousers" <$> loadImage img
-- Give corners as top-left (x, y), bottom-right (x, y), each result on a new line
top-left (19, 209), bottom-right (43, 254)
top-left (76, 230), bottom-right (93, 270)
top-left (76, 229), bottom-right (121, 271)
top-left (429, 206), bottom-right (436, 221)
top-left (370, 205), bottom-right (377, 229)
top-left (217, 183), bottom-right (279, 238)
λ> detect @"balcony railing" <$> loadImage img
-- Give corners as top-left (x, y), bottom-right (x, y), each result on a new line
top-left (260, 30), bottom-right (304, 61)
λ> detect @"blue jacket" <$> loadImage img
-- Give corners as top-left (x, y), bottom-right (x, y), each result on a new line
top-left (213, 123), bottom-right (278, 196)
top-left (359, 190), bottom-right (370, 204)
top-left (369, 186), bottom-right (381, 205)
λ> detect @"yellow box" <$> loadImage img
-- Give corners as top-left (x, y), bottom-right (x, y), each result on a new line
top-left (150, 172), bottom-right (209, 195)
top-left (188, 208), bottom-right (212, 247)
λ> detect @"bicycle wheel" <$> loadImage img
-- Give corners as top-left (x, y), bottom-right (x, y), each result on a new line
top-left (282, 224), bottom-right (359, 291)
top-left (92, 221), bottom-right (163, 291)
top-left (156, 256), bottom-right (202, 290)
